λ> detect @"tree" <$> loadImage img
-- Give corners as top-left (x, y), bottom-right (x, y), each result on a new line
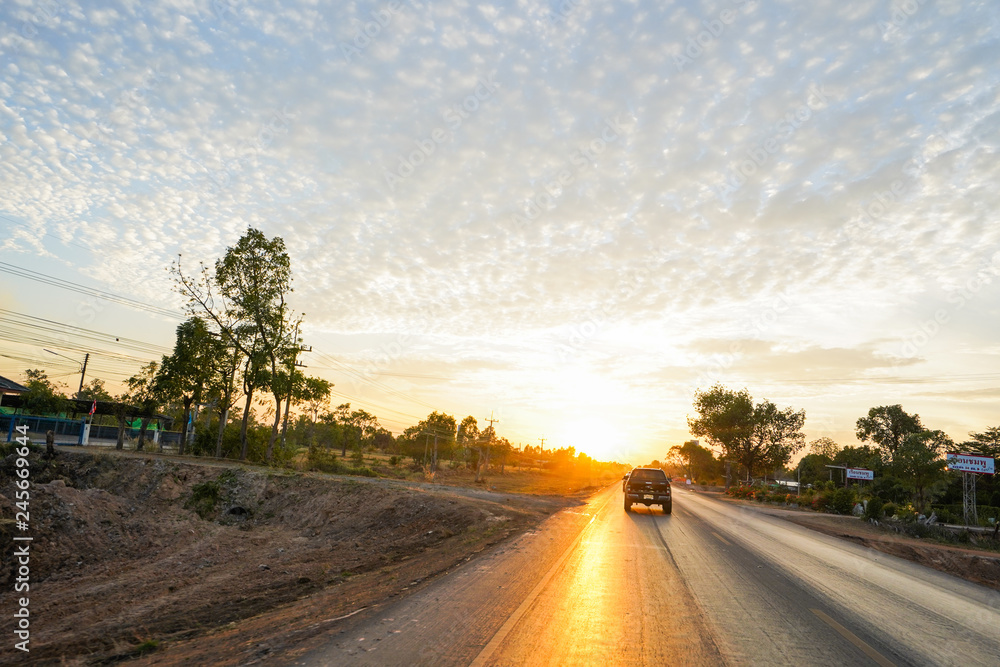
top-left (688, 384), bottom-right (805, 481)
top-left (299, 376), bottom-right (332, 422)
top-left (892, 430), bottom-right (950, 512)
top-left (808, 437), bottom-right (840, 459)
top-left (214, 230), bottom-right (297, 462)
top-left (477, 424), bottom-right (497, 481)
top-left (348, 408), bottom-right (380, 460)
top-left (109, 389), bottom-right (134, 451)
top-left (281, 374), bottom-right (332, 454)
top-left (235, 327), bottom-right (269, 461)
top-left (964, 426), bottom-right (1000, 458)
top-left (832, 445), bottom-right (882, 471)
top-left (457, 416), bottom-right (479, 465)
top-left (400, 412), bottom-right (456, 469)
top-left (75, 378), bottom-right (113, 403)
top-left (156, 317), bottom-right (219, 455)
top-left (855, 405), bottom-right (923, 459)
top-left (687, 385), bottom-right (754, 479)
top-left (797, 452), bottom-right (834, 487)
top-left (123, 362), bottom-right (161, 452)
top-left (421, 412), bottom-right (457, 470)
top-left (20, 369), bottom-right (68, 415)
top-left (174, 228), bottom-right (301, 462)
top-left (751, 400), bottom-right (807, 476)
top-left (204, 330), bottom-right (243, 458)
top-left (667, 440), bottom-right (717, 481)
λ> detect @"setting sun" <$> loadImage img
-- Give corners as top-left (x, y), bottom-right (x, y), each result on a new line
top-left (556, 416), bottom-right (628, 463)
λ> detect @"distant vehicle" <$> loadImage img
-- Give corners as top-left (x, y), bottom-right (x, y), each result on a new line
top-left (624, 467), bottom-right (671, 514)
top-left (621, 470), bottom-right (632, 492)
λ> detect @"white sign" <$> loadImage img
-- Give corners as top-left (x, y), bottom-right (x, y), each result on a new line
top-left (846, 468), bottom-right (874, 480)
top-left (946, 453), bottom-right (995, 475)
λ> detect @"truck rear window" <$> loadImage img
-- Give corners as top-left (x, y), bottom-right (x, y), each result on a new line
top-left (630, 469), bottom-right (667, 482)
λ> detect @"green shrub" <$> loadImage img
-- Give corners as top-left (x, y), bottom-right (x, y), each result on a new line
top-left (307, 447), bottom-right (377, 478)
top-left (389, 455), bottom-right (400, 466)
top-left (882, 502), bottom-right (897, 519)
top-left (185, 480), bottom-right (221, 519)
top-left (830, 488), bottom-right (856, 515)
top-left (812, 493), bottom-right (831, 512)
top-left (863, 497), bottom-right (884, 521)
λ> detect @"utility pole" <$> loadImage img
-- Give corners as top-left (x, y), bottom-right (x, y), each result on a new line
top-left (279, 319), bottom-right (310, 449)
top-left (44, 349), bottom-right (88, 397)
top-left (538, 437), bottom-right (546, 449)
top-left (78, 353), bottom-right (89, 396)
top-left (476, 411), bottom-right (499, 482)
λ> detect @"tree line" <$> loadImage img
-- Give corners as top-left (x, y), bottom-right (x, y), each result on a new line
top-left (670, 384), bottom-right (999, 515)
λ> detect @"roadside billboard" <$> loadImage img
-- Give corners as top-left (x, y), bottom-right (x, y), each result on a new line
top-left (846, 468), bottom-right (874, 480)
top-left (945, 453), bottom-right (995, 475)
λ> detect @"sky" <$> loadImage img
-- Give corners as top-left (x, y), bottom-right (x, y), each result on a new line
top-left (1, 0), bottom-right (998, 466)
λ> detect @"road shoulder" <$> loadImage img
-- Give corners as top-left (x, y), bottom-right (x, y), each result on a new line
top-left (691, 489), bottom-right (1000, 592)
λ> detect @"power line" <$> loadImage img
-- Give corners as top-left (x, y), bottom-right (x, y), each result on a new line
top-left (326, 389), bottom-right (423, 422)
top-left (0, 261), bottom-right (184, 319)
top-left (0, 310), bottom-right (171, 356)
top-left (305, 365), bottom-right (450, 380)
top-left (308, 349), bottom-right (440, 412)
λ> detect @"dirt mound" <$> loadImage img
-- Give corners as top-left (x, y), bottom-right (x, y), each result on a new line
top-left (0, 450), bottom-right (565, 665)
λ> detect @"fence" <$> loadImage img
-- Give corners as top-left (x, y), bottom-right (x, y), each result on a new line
top-left (2, 414), bottom-right (85, 446)
top-left (1, 415), bottom-right (184, 450)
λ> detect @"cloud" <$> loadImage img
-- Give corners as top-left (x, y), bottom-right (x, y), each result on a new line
top-left (1, 0), bottom-right (999, 451)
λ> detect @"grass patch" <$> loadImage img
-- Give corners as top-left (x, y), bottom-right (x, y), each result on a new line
top-left (185, 480), bottom-right (221, 519)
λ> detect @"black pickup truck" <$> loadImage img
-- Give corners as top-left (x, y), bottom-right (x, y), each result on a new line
top-left (624, 467), bottom-right (671, 514)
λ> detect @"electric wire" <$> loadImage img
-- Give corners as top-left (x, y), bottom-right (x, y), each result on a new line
top-left (0, 261), bottom-right (184, 318)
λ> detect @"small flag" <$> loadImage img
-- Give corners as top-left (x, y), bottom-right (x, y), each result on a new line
top-left (89, 399), bottom-right (97, 416)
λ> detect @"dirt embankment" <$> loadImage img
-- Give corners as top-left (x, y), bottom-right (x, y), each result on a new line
top-left (0, 450), bottom-right (574, 665)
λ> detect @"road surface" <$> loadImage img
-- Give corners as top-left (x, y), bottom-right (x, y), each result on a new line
top-left (297, 486), bottom-right (1000, 666)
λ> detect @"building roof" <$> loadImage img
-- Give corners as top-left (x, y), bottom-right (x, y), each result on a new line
top-left (0, 375), bottom-right (28, 394)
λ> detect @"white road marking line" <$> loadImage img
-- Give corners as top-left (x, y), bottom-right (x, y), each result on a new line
top-left (811, 608), bottom-right (896, 667)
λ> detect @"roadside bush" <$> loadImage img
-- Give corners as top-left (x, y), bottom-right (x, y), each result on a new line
top-left (726, 486), bottom-right (754, 500)
top-left (812, 492), bottom-right (831, 513)
top-left (189, 421), bottom-right (295, 466)
top-left (881, 502), bottom-right (897, 519)
top-left (863, 497), bottom-right (884, 521)
top-left (307, 447), bottom-right (378, 478)
top-left (830, 488), bottom-right (856, 515)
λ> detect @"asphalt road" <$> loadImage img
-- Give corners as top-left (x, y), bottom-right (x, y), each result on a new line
top-left (297, 486), bottom-right (1000, 666)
